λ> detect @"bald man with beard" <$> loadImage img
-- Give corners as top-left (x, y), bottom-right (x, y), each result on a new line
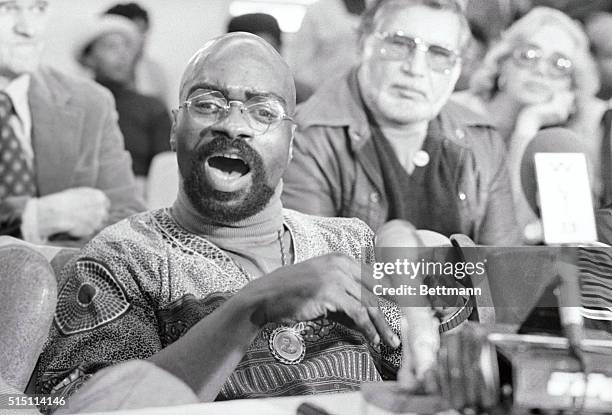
top-left (36, 33), bottom-right (421, 409)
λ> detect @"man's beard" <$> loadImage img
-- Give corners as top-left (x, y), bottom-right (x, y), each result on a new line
top-left (183, 136), bottom-right (275, 223)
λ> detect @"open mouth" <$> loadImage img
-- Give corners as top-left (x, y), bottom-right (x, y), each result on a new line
top-left (204, 153), bottom-right (253, 192)
top-left (208, 154), bottom-right (250, 178)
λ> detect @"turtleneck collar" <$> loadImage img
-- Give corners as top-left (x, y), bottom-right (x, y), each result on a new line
top-left (171, 181), bottom-right (285, 240)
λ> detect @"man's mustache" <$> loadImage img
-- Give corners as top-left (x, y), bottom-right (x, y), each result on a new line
top-left (195, 136), bottom-right (259, 165)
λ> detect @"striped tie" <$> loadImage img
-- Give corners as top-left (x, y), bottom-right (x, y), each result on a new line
top-left (0, 92), bottom-right (36, 199)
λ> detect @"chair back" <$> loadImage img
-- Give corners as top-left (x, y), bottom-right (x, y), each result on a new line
top-left (147, 151), bottom-right (179, 210)
top-left (0, 244), bottom-right (57, 391)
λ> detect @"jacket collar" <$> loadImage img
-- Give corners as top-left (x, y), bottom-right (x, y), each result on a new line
top-left (28, 67), bottom-right (73, 108)
top-left (28, 67), bottom-right (84, 196)
top-left (296, 68), bottom-right (371, 152)
top-left (296, 67), bottom-right (495, 152)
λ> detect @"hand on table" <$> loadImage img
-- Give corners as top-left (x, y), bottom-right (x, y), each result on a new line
top-left (37, 187), bottom-right (110, 239)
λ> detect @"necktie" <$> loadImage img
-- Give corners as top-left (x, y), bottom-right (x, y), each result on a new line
top-left (0, 92), bottom-right (36, 199)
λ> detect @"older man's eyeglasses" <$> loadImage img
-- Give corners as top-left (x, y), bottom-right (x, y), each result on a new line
top-left (511, 45), bottom-right (574, 79)
top-left (374, 31), bottom-right (461, 74)
top-left (181, 91), bottom-right (294, 135)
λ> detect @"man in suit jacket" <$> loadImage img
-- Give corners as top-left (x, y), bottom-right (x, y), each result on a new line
top-left (0, 0), bottom-right (145, 244)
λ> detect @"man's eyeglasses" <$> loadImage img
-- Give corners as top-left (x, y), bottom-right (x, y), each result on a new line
top-left (180, 91), bottom-right (294, 135)
top-left (374, 31), bottom-right (461, 74)
top-left (511, 44), bottom-right (574, 79)
top-left (0, 0), bottom-right (48, 15)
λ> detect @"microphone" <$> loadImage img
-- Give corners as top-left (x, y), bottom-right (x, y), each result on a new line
top-left (555, 247), bottom-right (587, 371)
top-left (518, 127), bottom-right (588, 369)
top-left (0, 243), bottom-right (57, 391)
top-left (520, 127), bottom-right (588, 215)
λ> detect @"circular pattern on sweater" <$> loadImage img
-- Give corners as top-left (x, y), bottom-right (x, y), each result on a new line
top-left (55, 259), bottom-right (130, 335)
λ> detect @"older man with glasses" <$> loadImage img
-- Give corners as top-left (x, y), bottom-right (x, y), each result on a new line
top-left (283, 0), bottom-right (520, 246)
top-left (0, 0), bottom-right (144, 245)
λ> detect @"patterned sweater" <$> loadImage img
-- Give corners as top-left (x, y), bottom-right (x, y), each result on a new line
top-left (37, 208), bottom-right (402, 401)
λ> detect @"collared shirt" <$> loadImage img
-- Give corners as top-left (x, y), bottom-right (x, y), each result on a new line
top-left (3, 74), bottom-right (33, 164)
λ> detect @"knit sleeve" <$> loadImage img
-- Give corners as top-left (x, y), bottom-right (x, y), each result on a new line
top-left (36, 222), bottom-right (167, 407)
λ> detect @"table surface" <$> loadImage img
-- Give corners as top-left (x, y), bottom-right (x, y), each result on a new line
top-left (84, 329), bottom-right (612, 415)
top-left (88, 392), bottom-right (364, 415)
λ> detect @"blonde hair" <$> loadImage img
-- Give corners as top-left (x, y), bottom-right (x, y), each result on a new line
top-left (469, 7), bottom-right (599, 101)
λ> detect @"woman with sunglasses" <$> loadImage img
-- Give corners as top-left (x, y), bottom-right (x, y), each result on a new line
top-left (453, 7), bottom-right (605, 242)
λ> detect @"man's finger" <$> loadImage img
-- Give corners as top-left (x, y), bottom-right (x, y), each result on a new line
top-left (367, 306), bottom-right (400, 348)
top-left (332, 294), bottom-right (380, 345)
top-left (341, 272), bottom-right (376, 305)
top-left (340, 274), bottom-right (399, 348)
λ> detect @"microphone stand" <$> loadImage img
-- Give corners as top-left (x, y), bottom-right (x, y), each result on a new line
top-left (555, 244), bottom-right (590, 413)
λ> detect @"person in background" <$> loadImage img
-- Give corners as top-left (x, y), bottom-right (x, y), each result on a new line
top-left (288, 0), bottom-right (367, 103)
top-left (76, 15), bottom-right (171, 197)
top-left (585, 12), bottom-right (612, 102)
top-left (104, 2), bottom-right (169, 103)
top-left (452, 7), bottom-right (605, 240)
top-left (528, 0), bottom-right (612, 22)
top-left (454, 20), bottom-right (488, 91)
top-left (585, 13), bottom-right (612, 207)
top-left (283, 0), bottom-right (519, 245)
top-left (227, 13), bottom-right (312, 104)
top-left (227, 13), bottom-right (282, 52)
top-left (464, 0), bottom-right (531, 42)
top-left (0, 0), bottom-right (144, 245)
